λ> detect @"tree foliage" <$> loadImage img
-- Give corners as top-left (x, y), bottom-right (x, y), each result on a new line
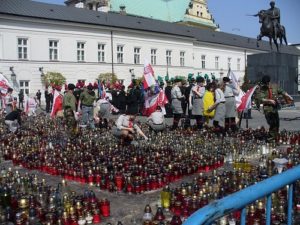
top-left (98, 73), bottom-right (118, 84)
top-left (42, 72), bottom-right (66, 87)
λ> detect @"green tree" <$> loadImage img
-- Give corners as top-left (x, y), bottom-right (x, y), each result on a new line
top-left (98, 73), bottom-right (118, 84)
top-left (42, 72), bottom-right (66, 87)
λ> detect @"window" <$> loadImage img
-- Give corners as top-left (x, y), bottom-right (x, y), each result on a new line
top-left (117, 45), bottom-right (124, 63)
top-left (228, 57), bottom-right (232, 69)
top-left (49, 40), bottom-right (59, 61)
top-left (180, 51), bottom-right (185, 67)
top-left (166, 50), bottom-right (172, 66)
top-left (18, 38), bottom-right (28, 60)
top-left (98, 44), bottom-right (105, 62)
top-left (77, 42), bottom-right (85, 62)
top-left (19, 80), bottom-right (30, 95)
top-left (215, 56), bottom-right (219, 69)
top-left (134, 47), bottom-right (141, 64)
top-left (151, 49), bottom-right (157, 65)
top-left (201, 55), bottom-right (206, 69)
top-left (237, 58), bottom-right (241, 71)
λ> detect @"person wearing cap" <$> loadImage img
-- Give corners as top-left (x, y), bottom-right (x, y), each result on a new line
top-left (63, 83), bottom-right (76, 112)
top-left (171, 77), bottom-right (185, 130)
top-left (78, 84), bottom-right (96, 129)
top-left (164, 80), bottom-right (173, 118)
top-left (147, 106), bottom-right (166, 132)
top-left (184, 76), bottom-right (195, 128)
top-left (63, 83), bottom-right (78, 134)
top-left (112, 112), bottom-right (148, 145)
top-left (189, 76), bottom-right (205, 129)
top-left (255, 75), bottom-right (293, 141)
top-left (223, 77), bottom-right (240, 132)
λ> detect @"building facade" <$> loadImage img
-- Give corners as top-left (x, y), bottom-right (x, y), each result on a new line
top-left (0, 0), bottom-right (299, 98)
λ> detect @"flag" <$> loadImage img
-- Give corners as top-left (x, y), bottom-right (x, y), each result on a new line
top-left (227, 68), bottom-right (239, 89)
top-left (50, 89), bottom-right (63, 118)
top-left (226, 69), bottom-right (243, 107)
top-left (143, 89), bottom-right (168, 116)
top-left (0, 73), bottom-right (12, 94)
top-left (143, 60), bottom-right (156, 89)
top-left (237, 85), bottom-right (258, 112)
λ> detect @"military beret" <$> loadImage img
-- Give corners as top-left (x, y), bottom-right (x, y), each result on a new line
top-left (223, 77), bottom-right (230, 82)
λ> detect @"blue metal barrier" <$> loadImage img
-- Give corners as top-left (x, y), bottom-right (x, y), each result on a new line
top-left (183, 165), bottom-right (300, 225)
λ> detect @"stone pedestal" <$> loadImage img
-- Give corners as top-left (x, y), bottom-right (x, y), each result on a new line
top-left (247, 52), bottom-right (298, 95)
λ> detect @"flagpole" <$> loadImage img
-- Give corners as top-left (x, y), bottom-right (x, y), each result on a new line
top-left (238, 110), bottom-right (243, 128)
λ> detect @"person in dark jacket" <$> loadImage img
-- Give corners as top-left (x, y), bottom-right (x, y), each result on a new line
top-left (5, 108), bottom-right (22, 132)
top-left (45, 87), bottom-right (52, 113)
top-left (126, 87), bottom-right (139, 115)
top-left (164, 80), bottom-right (173, 118)
top-left (118, 85), bottom-right (127, 114)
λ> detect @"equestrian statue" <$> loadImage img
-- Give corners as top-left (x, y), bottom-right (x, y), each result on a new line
top-left (253, 1), bottom-right (287, 52)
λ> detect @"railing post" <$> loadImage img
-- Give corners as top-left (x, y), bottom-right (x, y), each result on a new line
top-left (266, 195), bottom-right (272, 225)
top-left (240, 207), bottom-right (246, 225)
top-left (287, 183), bottom-right (294, 225)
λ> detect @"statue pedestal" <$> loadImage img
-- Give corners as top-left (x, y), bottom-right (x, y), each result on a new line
top-left (247, 52), bottom-right (298, 95)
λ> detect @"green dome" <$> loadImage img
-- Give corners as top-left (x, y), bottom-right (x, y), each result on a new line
top-left (110, 0), bottom-right (190, 22)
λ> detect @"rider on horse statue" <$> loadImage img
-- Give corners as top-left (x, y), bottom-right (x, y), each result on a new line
top-left (267, 1), bottom-right (281, 38)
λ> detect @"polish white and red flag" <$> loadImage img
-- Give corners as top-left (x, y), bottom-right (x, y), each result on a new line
top-left (50, 88), bottom-right (63, 118)
top-left (143, 88), bottom-right (168, 116)
top-left (143, 60), bottom-right (156, 89)
top-left (237, 85), bottom-right (258, 112)
top-left (0, 72), bottom-right (12, 94)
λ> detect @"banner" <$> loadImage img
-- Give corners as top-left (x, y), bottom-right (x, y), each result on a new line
top-left (237, 85), bottom-right (258, 112)
top-left (0, 72), bottom-right (12, 94)
top-left (143, 60), bottom-right (156, 89)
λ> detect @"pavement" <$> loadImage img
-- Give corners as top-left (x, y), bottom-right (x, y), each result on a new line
top-left (0, 103), bottom-right (300, 224)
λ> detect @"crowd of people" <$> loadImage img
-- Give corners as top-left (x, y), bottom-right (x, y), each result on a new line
top-left (0, 73), bottom-right (293, 144)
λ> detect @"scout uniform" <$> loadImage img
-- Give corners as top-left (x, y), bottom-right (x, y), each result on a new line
top-left (224, 81), bottom-right (239, 131)
top-left (213, 88), bottom-right (226, 130)
top-left (256, 83), bottom-right (285, 140)
top-left (171, 81), bottom-right (184, 129)
top-left (190, 78), bottom-right (205, 129)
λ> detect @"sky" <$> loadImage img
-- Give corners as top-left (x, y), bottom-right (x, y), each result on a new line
top-left (34, 0), bottom-right (300, 44)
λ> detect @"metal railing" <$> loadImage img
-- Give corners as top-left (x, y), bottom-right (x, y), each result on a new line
top-left (183, 165), bottom-right (300, 225)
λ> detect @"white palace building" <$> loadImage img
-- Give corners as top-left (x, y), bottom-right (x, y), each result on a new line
top-left (0, 0), bottom-right (299, 96)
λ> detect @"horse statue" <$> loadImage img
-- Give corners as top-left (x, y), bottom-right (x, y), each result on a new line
top-left (255, 10), bottom-right (288, 52)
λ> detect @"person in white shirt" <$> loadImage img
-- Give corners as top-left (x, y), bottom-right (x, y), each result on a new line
top-left (112, 113), bottom-right (148, 145)
top-left (208, 82), bottom-right (226, 133)
top-left (4, 88), bottom-right (14, 114)
top-left (25, 94), bottom-right (38, 117)
top-left (147, 106), bottom-right (166, 132)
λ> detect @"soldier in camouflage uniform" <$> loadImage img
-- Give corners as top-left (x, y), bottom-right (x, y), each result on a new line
top-left (63, 83), bottom-right (78, 137)
top-left (256, 75), bottom-right (293, 140)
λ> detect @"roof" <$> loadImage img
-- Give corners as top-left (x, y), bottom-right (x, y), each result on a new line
top-left (110, 0), bottom-right (190, 23)
top-left (0, 0), bottom-right (299, 55)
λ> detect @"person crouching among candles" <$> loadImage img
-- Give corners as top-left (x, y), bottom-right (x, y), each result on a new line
top-left (5, 108), bottom-right (22, 133)
top-left (112, 113), bottom-right (148, 145)
top-left (146, 106), bottom-right (166, 132)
